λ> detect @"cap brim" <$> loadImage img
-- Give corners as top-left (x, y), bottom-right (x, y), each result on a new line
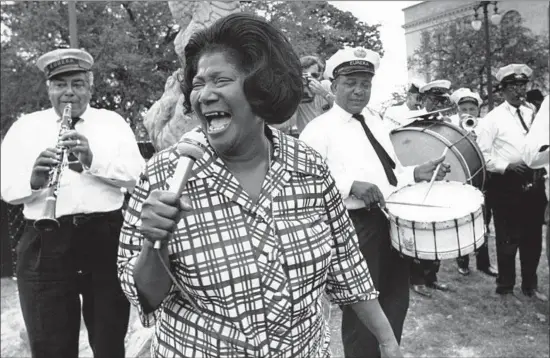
top-left (500, 75), bottom-right (529, 84)
top-left (457, 98), bottom-right (479, 106)
top-left (47, 63), bottom-right (91, 79)
top-left (336, 66), bottom-right (375, 77)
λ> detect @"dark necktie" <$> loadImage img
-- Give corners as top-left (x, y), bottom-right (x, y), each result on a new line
top-left (352, 113), bottom-right (398, 186)
top-left (516, 108), bottom-right (529, 133)
top-left (67, 117), bottom-right (83, 173)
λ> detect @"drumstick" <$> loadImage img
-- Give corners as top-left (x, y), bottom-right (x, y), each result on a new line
top-left (378, 203), bottom-right (390, 219)
top-left (421, 147), bottom-right (449, 204)
top-left (385, 201), bottom-right (451, 209)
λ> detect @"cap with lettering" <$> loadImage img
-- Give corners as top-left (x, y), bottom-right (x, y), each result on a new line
top-left (420, 80), bottom-right (452, 97)
top-left (325, 46), bottom-right (380, 80)
top-left (495, 64), bottom-right (532, 84)
top-left (450, 88), bottom-right (482, 107)
top-left (36, 48), bottom-right (94, 79)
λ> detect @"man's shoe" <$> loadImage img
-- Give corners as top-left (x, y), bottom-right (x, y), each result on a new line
top-left (478, 265), bottom-right (498, 277)
top-left (522, 289), bottom-right (549, 302)
top-left (457, 267), bottom-right (470, 276)
top-left (495, 286), bottom-right (514, 295)
top-left (412, 284), bottom-right (432, 297)
top-left (496, 289), bottom-right (523, 306)
top-left (427, 281), bottom-right (450, 291)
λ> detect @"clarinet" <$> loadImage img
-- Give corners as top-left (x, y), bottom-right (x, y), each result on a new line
top-left (34, 103), bottom-right (73, 232)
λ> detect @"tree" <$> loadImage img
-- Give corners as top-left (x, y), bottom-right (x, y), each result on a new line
top-left (1, 1), bottom-right (382, 139)
top-left (408, 13), bottom-right (549, 110)
top-left (379, 85), bottom-right (408, 117)
top-left (1, 1), bottom-right (179, 140)
top-left (241, 1), bottom-right (383, 60)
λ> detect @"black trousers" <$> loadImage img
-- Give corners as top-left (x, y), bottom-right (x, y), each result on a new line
top-left (546, 204), bottom-right (550, 269)
top-left (410, 259), bottom-right (440, 286)
top-left (16, 210), bottom-right (130, 358)
top-left (488, 172), bottom-right (547, 292)
top-left (456, 238), bottom-right (491, 270)
top-left (341, 208), bottom-right (410, 358)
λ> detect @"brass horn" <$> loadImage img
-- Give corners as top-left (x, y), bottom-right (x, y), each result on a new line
top-left (459, 114), bottom-right (478, 132)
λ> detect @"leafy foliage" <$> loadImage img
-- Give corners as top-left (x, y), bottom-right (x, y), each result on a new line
top-left (1, 1), bottom-right (179, 139)
top-left (1, 1), bottom-right (382, 139)
top-left (241, 1), bottom-right (383, 59)
top-left (408, 13), bottom-right (549, 109)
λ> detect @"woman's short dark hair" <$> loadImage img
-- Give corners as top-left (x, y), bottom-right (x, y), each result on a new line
top-left (181, 13), bottom-right (303, 124)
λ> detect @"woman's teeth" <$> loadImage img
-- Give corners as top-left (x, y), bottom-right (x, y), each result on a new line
top-left (208, 117), bottom-right (231, 133)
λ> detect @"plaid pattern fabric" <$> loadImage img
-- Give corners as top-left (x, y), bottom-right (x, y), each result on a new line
top-left (118, 127), bottom-right (378, 358)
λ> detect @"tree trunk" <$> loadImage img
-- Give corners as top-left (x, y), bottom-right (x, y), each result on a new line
top-left (142, 1), bottom-right (241, 152)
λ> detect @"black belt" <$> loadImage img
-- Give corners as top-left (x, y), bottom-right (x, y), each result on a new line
top-left (27, 210), bottom-right (121, 228)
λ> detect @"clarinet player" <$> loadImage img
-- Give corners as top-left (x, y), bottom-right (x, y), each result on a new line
top-left (0, 48), bottom-right (145, 358)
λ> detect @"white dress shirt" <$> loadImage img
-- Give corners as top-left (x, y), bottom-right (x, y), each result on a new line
top-left (476, 100), bottom-right (536, 174)
top-left (522, 96), bottom-right (549, 200)
top-left (300, 103), bottom-right (416, 210)
top-left (1, 106), bottom-right (145, 219)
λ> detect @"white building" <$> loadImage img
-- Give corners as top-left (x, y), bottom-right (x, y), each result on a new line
top-left (403, 1), bottom-right (549, 82)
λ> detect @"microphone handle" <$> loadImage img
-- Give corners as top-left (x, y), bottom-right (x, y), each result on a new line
top-left (154, 156), bottom-right (196, 249)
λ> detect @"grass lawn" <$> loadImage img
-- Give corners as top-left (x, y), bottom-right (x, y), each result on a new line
top-left (2, 225), bottom-right (548, 357)
top-left (328, 223), bottom-right (549, 357)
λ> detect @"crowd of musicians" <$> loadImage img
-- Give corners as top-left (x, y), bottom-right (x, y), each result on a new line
top-left (1, 12), bottom-right (548, 358)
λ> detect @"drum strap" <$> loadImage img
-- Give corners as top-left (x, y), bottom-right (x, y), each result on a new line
top-left (352, 113), bottom-right (398, 186)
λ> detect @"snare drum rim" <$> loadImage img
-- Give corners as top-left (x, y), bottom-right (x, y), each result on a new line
top-left (386, 181), bottom-right (485, 230)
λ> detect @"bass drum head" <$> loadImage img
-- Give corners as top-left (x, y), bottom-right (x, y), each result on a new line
top-left (390, 128), bottom-right (469, 183)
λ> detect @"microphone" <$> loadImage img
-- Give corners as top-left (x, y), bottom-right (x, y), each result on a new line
top-left (154, 131), bottom-right (208, 249)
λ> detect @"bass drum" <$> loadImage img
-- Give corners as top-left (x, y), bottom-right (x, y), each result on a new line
top-left (390, 120), bottom-right (486, 190)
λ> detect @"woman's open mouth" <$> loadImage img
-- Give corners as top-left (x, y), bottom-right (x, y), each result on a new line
top-left (204, 111), bottom-right (232, 134)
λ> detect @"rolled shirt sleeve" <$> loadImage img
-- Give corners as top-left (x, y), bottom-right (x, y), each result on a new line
top-left (319, 162), bottom-right (379, 305)
top-left (86, 111), bottom-right (145, 192)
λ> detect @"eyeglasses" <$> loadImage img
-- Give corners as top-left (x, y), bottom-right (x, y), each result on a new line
top-left (506, 82), bottom-right (528, 90)
top-left (309, 72), bottom-right (321, 79)
top-left (429, 96), bottom-right (449, 104)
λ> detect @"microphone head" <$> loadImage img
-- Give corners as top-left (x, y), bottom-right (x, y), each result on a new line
top-left (176, 130), bottom-right (208, 160)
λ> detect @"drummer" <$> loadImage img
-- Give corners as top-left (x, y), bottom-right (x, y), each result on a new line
top-left (449, 88), bottom-right (499, 278)
top-left (409, 79), bottom-right (454, 297)
top-left (300, 46), bottom-right (451, 358)
top-left (383, 79), bottom-right (425, 130)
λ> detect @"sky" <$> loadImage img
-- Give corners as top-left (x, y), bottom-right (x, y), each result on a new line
top-left (328, 1), bottom-right (422, 109)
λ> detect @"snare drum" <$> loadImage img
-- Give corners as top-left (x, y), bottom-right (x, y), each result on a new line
top-left (387, 181), bottom-right (486, 260)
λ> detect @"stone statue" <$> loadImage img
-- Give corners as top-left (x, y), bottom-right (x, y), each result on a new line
top-left (143, 1), bottom-right (241, 151)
